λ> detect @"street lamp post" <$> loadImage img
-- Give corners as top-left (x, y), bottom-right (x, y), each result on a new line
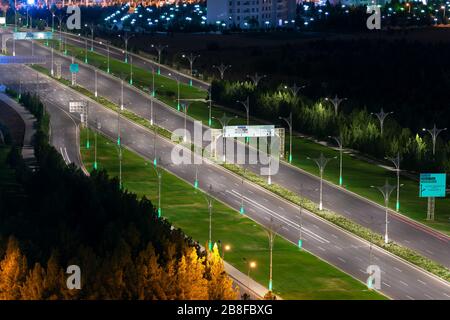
top-left (153, 160), bottom-right (163, 218)
top-left (213, 63), bottom-right (231, 80)
top-left (371, 108), bottom-right (394, 136)
top-left (297, 184), bottom-right (304, 249)
top-left (120, 78), bottom-right (124, 111)
top-left (307, 153), bottom-right (336, 211)
top-left (285, 83), bottom-right (305, 99)
top-left (182, 53), bottom-right (200, 86)
top-left (84, 38), bottom-right (88, 63)
top-left (237, 96), bottom-right (250, 126)
top-left (207, 87), bottom-right (213, 126)
top-left (385, 153), bottom-right (402, 212)
top-left (129, 55), bottom-right (133, 85)
top-left (85, 23), bottom-right (94, 51)
top-left (422, 124), bottom-right (447, 157)
top-left (329, 135), bottom-right (344, 186)
top-left (265, 218), bottom-right (281, 292)
top-left (279, 112), bottom-right (293, 163)
top-left (151, 44), bottom-right (168, 75)
top-left (151, 66), bottom-right (156, 97)
top-left (94, 119), bottom-right (101, 170)
top-left (243, 258), bottom-right (256, 293)
top-left (204, 184), bottom-right (214, 251)
top-left (51, 44), bottom-right (54, 76)
top-left (106, 43), bottom-right (110, 73)
top-left (94, 69), bottom-right (98, 97)
top-left (119, 33), bottom-right (134, 63)
top-left (212, 113), bottom-right (238, 163)
top-left (325, 94), bottom-right (347, 116)
top-left (371, 180), bottom-right (397, 244)
top-left (247, 72), bottom-right (266, 87)
top-left (169, 73), bottom-right (181, 110)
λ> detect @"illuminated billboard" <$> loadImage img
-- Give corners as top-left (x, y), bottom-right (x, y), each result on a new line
top-left (223, 125), bottom-right (275, 138)
top-left (13, 32), bottom-right (53, 40)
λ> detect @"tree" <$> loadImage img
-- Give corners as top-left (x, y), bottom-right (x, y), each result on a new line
top-left (175, 248), bottom-right (208, 300)
top-left (0, 237), bottom-right (28, 299)
top-left (206, 244), bottom-right (238, 300)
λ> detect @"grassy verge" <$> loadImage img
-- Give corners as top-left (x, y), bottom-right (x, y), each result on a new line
top-left (79, 127), bottom-right (385, 300)
top-left (37, 39), bottom-right (449, 235)
top-left (31, 61), bottom-right (450, 282)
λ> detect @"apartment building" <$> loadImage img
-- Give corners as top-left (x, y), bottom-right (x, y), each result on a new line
top-left (207, 0), bottom-right (297, 28)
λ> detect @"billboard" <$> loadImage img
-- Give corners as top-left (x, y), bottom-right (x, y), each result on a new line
top-left (419, 173), bottom-right (447, 198)
top-left (223, 125), bottom-right (275, 138)
top-left (0, 17), bottom-right (5, 25)
top-left (69, 101), bottom-right (87, 114)
top-left (13, 32), bottom-right (53, 40)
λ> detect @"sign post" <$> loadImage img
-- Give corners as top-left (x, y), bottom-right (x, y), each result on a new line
top-left (419, 173), bottom-right (447, 221)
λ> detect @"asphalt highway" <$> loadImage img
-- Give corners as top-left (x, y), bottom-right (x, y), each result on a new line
top-left (1, 63), bottom-right (449, 300)
top-left (8, 37), bottom-right (449, 269)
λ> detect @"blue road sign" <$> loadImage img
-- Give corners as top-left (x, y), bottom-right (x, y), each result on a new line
top-left (13, 32), bottom-right (53, 40)
top-left (70, 64), bottom-right (79, 74)
top-left (419, 173), bottom-right (446, 198)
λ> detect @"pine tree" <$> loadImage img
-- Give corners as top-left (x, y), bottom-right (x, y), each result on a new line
top-left (206, 244), bottom-right (238, 300)
top-left (21, 263), bottom-right (46, 300)
top-left (136, 244), bottom-right (167, 300)
top-left (0, 237), bottom-right (28, 300)
top-left (175, 248), bottom-right (208, 300)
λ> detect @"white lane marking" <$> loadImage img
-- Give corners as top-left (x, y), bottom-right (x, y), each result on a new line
top-left (394, 267), bottom-right (402, 272)
top-left (382, 282), bottom-right (391, 288)
top-left (405, 295), bottom-right (414, 300)
top-left (227, 189), bottom-right (330, 245)
top-left (64, 148), bottom-right (71, 164)
top-left (334, 245), bottom-right (342, 250)
top-left (331, 234), bottom-right (338, 239)
top-left (443, 293), bottom-right (450, 298)
top-left (417, 279), bottom-right (427, 286)
top-left (425, 249), bottom-right (434, 255)
top-left (60, 147), bottom-right (68, 164)
top-left (317, 246), bottom-right (326, 252)
top-left (399, 281), bottom-right (409, 287)
top-left (359, 269), bottom-right (366, 274)
top-left (278, 206), bottom-right (285, 211)
top-left (247, 190), bottom-right (254, 195)
top-left (355, 257), bottom-right (363, 262)
top-left (337, 257), bottom-right (346, 263)
top-left (424, 294), bottom-right (434, 300)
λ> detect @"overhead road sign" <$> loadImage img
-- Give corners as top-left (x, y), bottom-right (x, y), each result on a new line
top-left (419, 173), bottom-right (446, 198)
top-left (224, 125), bottom-right (275, 138)
top-left (69, 101), bottom-right (87, 114)
top-left (0, 55), bottom-right (47, 64)
top-left (13, 32), bottom-right (53, 40)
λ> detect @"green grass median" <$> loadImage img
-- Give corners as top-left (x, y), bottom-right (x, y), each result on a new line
top-left (79, 128), bottom-right (386, 300)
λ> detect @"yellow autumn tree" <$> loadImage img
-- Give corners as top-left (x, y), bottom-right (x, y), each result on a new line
top-left (0, 237), bottom-right (28, 300)
top-left (207, 244), bottom-right (238, 300)
top-left (136, 243), bottom-right (168, 300)
top-left (175, 248), bottom-right (209, 300)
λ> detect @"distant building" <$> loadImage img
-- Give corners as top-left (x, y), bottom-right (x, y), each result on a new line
top-left (207, 0), bottom-right (297, 28)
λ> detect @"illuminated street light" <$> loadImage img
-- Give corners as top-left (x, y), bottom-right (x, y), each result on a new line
top-left (279, 112), bottom-right (293, 163)
top-left (285, 83), bottom-right (305, 99)
top-left (129, 55), bottom-right (133, 85)
top-left (265, 218), bottom-right (281, 292)
top-left (243, 258), bottom-right (257, 292)
top-left (247, 72), bottom-right (266, 87)
top-left (177, 100), bottom-right (196, 142)
top-left (94, 119), bottom-right (101, 170)
top-left (169, 73), bottom-right (181, 110)
top-left (237, 96), bottom-right (250, 126)
top-left (297, 184), bottom-right (304, 249)
top-left (204, 184), bottom-right (214, 251)
top-left (120, 78), bottom-right (124, 111)
top-left (328, 135), bottom-right (344, 186)
top-left (118, 33), bottom-right (134, 63)
top-left (84, 38), bottom-right (88, 63)
top-left (151, 44), bottom-right (168, 75)
top-left (422, 124), bottom-right (447, 157)
top-left (213, 113), bottom-right (238, 162)
top-left (94, 69), bottom-right (98, 97)
top-left (371, 180), bottom-right (397, 244)
top-left (385, 153), bottom-right (402, 212)
top-left (182, 53), bottom-right (200, 86)
top-left (213, 63), bottom-right (231, 80)
top-left (84, 23), bottom-right (94, 52)
top-left (307, 153), bottom-right (336, 210)
top-left (371, 108), bottom-right (394, 136)
top-left (153, 159), bottom-right (163, 218)
top-left (325, 94), bottom-right (347, 116)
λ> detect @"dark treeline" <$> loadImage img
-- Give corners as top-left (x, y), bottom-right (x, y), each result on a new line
top-left (212, 79), bottom-right (450, 173)
top-left (0, 92), bottom-right (237, 300)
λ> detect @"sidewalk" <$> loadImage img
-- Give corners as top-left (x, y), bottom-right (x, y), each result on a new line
top-left (0, 93), bottom-right (37, 168)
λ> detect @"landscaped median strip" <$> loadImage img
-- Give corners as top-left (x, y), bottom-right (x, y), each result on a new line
top-left (30, 63), bottom-right (450, 284)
